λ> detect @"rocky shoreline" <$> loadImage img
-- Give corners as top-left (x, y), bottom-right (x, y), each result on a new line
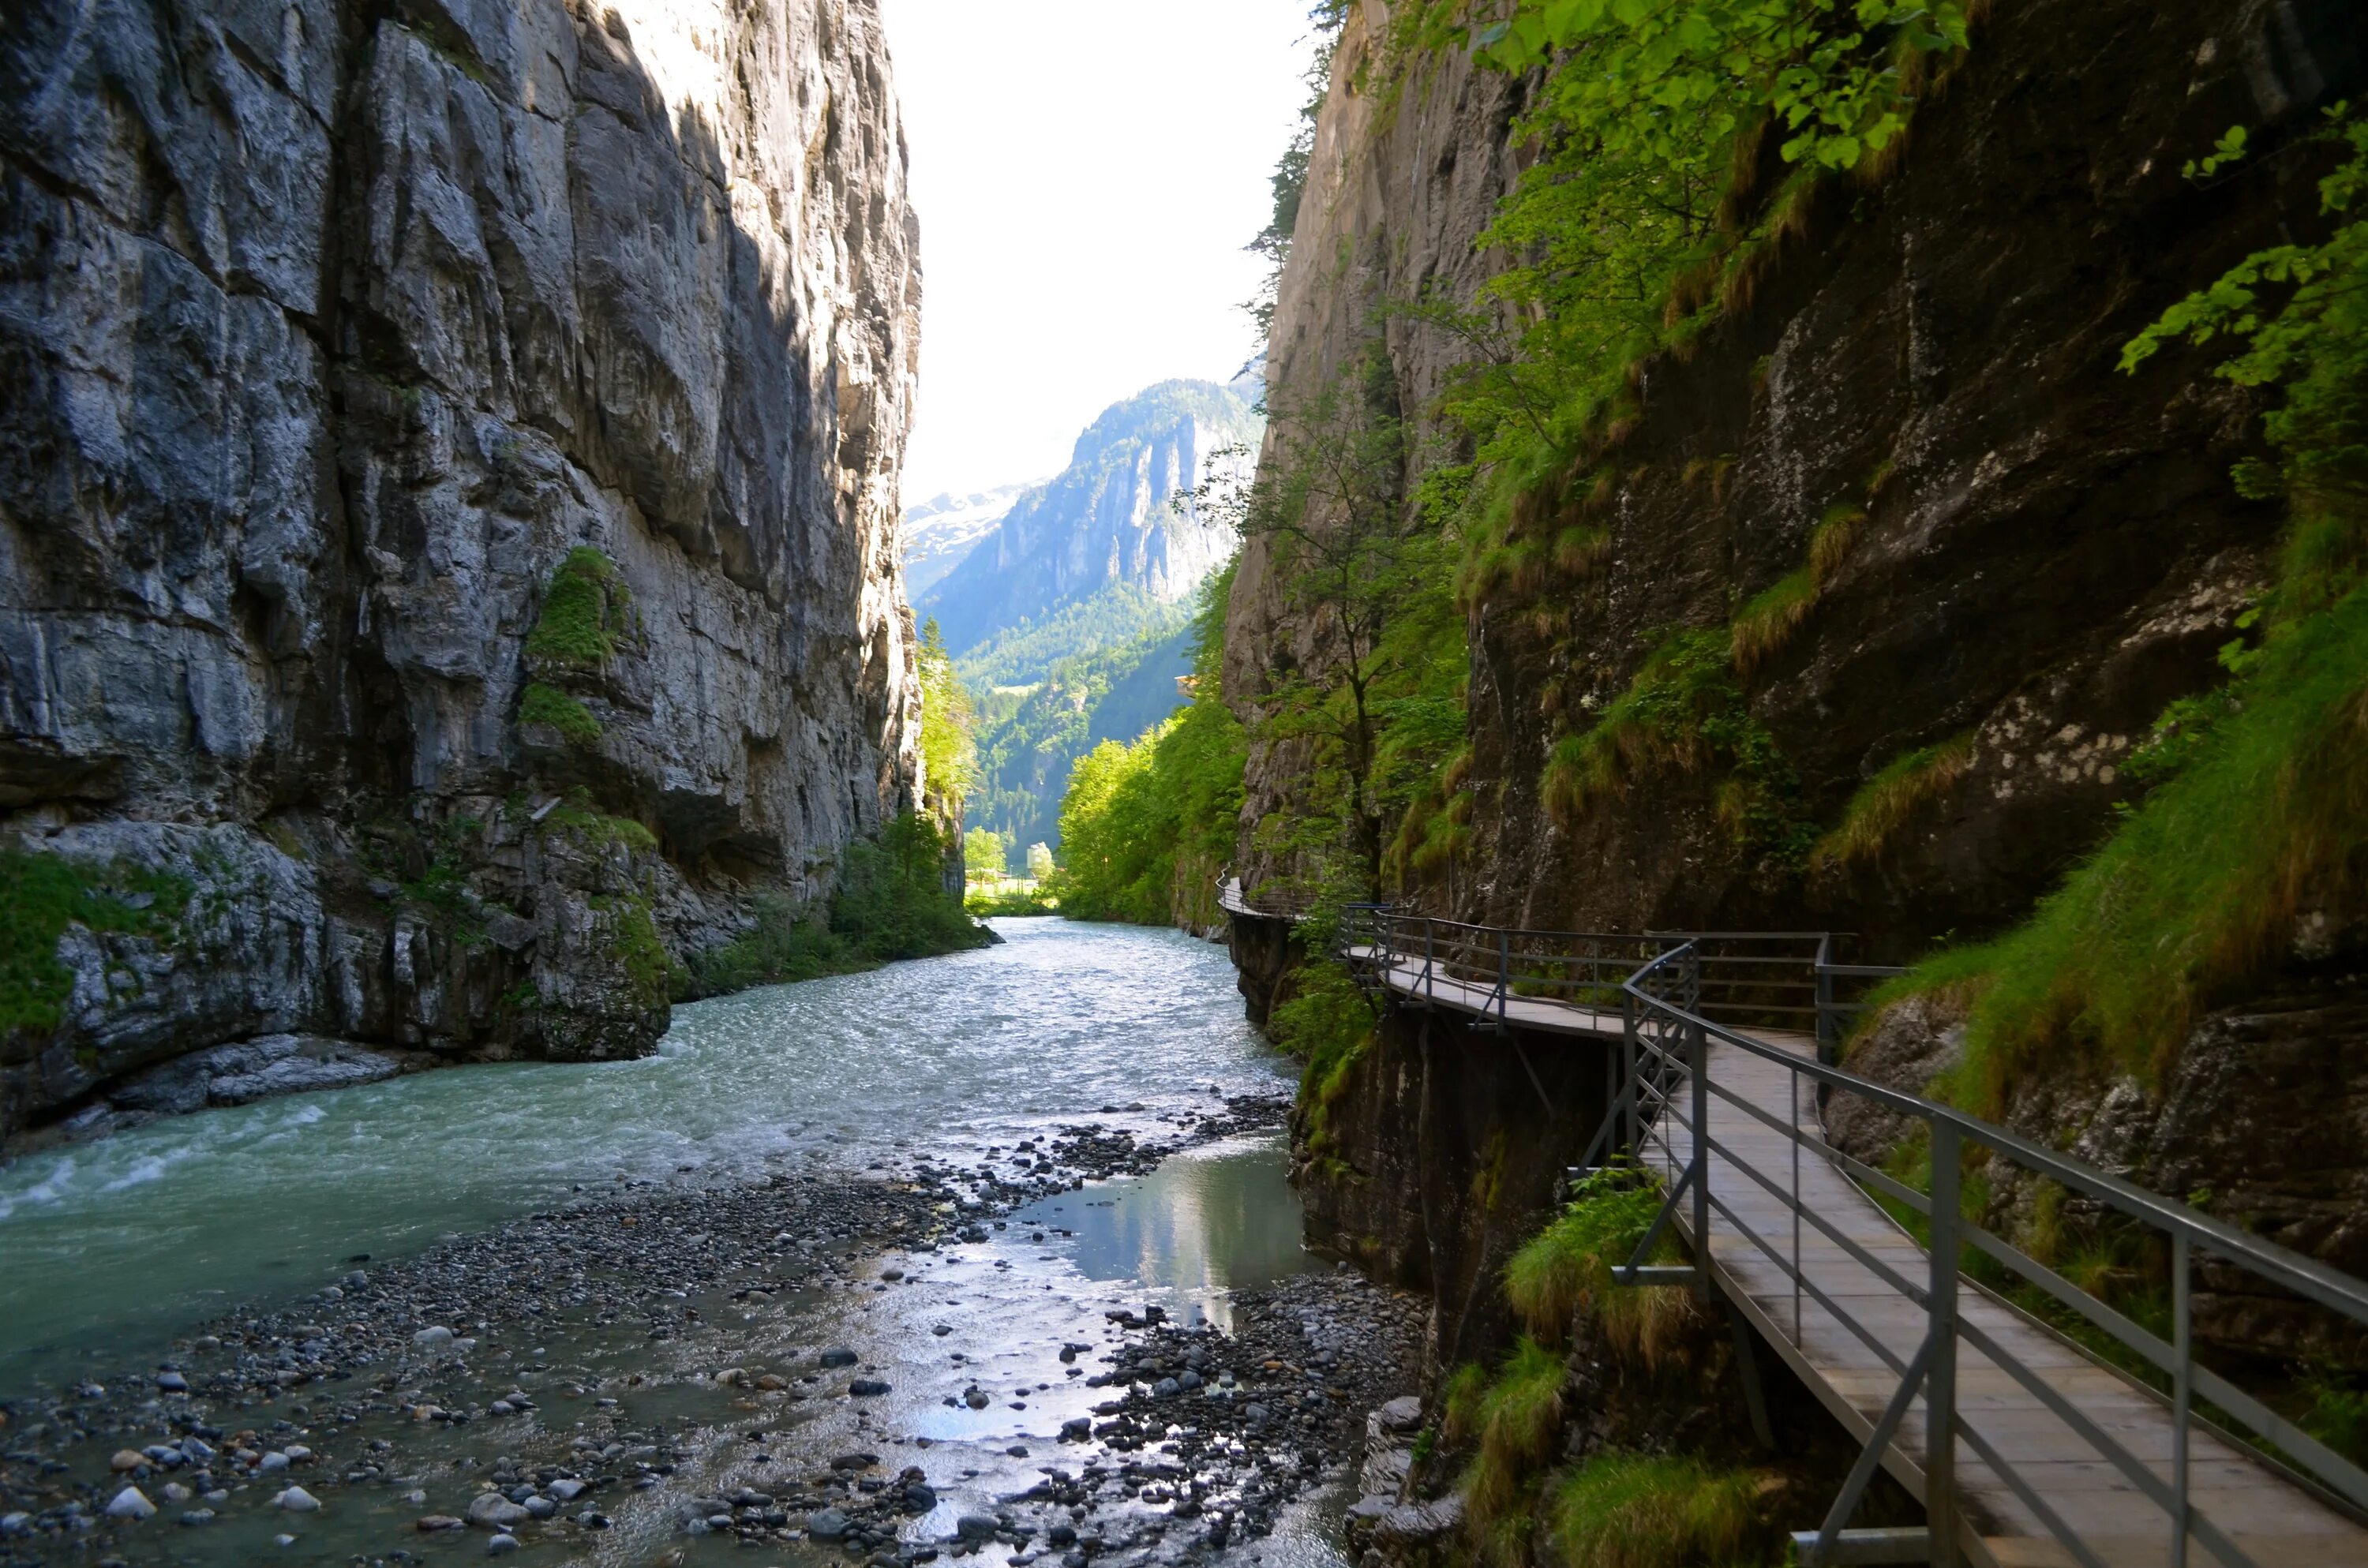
top-left (0, 1089), bottom-right (1425, 1566)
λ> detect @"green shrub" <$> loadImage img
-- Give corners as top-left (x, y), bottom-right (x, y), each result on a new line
top-left (2305, 1373), bottom-right (2368, 1469)
top-left (1545, 1450), bottom-right (1765, 1568)
top-left (688, 812), bottom-right (991, 997)
top-left (830, 811), bottom-right (995, 962)
top-left (688, 894), bottom-right (855, 995)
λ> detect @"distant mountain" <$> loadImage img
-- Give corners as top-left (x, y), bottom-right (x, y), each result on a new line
top-left (901, 482), bottom-right (1034, 599)
top-left (921, 380), bottom-right (1261, 657)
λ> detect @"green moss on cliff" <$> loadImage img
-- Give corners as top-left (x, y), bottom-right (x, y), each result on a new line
top-left (594, 893), bottom-right (673, 1012)
top-left (0, 850), bottom-right (189, 1038)
top-left (526, 547), bottom-right (630, 671)
top-left (520, 682), bottom-right (602, 747)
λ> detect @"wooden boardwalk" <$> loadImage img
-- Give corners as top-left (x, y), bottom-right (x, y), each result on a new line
top-left (1349, 949), bottom-right (2368, 1568)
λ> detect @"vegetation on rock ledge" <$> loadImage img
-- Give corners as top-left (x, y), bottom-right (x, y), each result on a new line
top-left (1881, 105), bottom-right (2368, 1108)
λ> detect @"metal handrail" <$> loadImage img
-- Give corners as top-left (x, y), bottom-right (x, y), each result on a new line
top-left (1336, 914), bottom-right (2368, 1567)
top-left (1613, 940), bottom-right (2368, 1568)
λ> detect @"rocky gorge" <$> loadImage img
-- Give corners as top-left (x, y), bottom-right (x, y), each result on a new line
top-left (1210, 0), bottom-right (2368, 1559)
top-left (1, 0), bottom-right (924, 1147)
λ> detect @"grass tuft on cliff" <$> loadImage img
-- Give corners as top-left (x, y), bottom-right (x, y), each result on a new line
top-left (1459, 1337), bottom-right (1567, 1555)
top-left (1813, 732), bottom-right (1975, 870)
top-left (0, 849), bottom-right (190, 1038)
top-left (519, 682), bottom-right (602, 747)
top-left (526, 547), bottom-right (631, 671)
top-left (1544, 1450), bottom-right (1767, 1568)
top-left (1505, 1166), bottom-right (1695, 1364)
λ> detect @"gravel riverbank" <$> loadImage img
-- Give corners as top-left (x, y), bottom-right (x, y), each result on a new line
top-left (0, 1089), bottom-right (1424, 1566)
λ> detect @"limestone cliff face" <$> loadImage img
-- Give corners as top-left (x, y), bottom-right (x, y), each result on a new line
top-left (0, 0), bottom-right (921, 1143)
top-left (1232, 0), bottom-right (2366, 1364)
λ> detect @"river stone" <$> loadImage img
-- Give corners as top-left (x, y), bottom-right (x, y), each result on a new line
top-left (487, 1532), bottom-right (520, 1555)
top-left (179, 1510), bottom-right (216, 1526)
top-left (417, 1516), bottom-right (466, 1532)
top-left (956, 1513), bottom-right (999, 1541)
top-left (414, 1326), bottom-right (455, 1347)
top-left (849, 1377), bottom-right (890, 1396)
top-left (156, 1372), bottom-right (188, 1393)
top-left (273, 1487), bottom-right (320, 1512)
top-left (110, 1450), bottom-right (146, 1472)
top-left (805, 1506), bottom-right (851, 1540)
top-left (466, 1493), bottom-right (529, 1528)
top-left (549, 1479), bottom-right (588, 1502)
top-left (819, 1347), bottom-right (859, 1368)
top-left (106, 1488), bottom-right (156, 1521)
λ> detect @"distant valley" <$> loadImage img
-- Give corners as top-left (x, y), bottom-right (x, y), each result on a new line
top-left (902, 377), bottom-right (1261, 870)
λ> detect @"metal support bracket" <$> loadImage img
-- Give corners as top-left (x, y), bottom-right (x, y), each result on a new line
top-left (1729, 1301), bottom-right (1776, 1450)
top-left (1611, 1162), bottom-right (1697, 1285)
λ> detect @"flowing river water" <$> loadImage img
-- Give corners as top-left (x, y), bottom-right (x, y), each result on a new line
top-left (0, 920), bottom-right (1406, 1568)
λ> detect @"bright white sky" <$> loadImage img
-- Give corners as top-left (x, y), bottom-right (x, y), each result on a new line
top-left (878, 1), bottom-right (1317, 503)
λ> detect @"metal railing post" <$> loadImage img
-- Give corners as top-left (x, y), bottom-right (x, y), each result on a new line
top-left (1925, 1119), bottom-right (1961, 1566)
top-left (2172, 1233), bottom-right (2192, 1568)
top-left (1815, 934), bottom-right (1835, 1065)
top-left (1498, 926), bottom-right (1511, 1028)
top-left (1691, 982), bottom-right (1710, 1304)
top-left (1622, 988), bottom-right (1639, 1154)
top-left (1423, 919), bottom-right (1434, 1004)
top-left (1792, 1070), bottom-right (1803, 1345)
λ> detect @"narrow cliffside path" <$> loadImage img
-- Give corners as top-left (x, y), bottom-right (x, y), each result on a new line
top-left (1344, 925), bottom-right (2368, 1568)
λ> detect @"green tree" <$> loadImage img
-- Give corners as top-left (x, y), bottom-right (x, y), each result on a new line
top-left (917, 618), bottom-right (976, 811)
top-left (963, 825), bottom-right (1010, 881)
top-left (1240, 344), bottom-right (1460, 894)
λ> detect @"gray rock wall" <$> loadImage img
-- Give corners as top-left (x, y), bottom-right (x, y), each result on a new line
top-left (0, 0), bottom-right (923, 1143)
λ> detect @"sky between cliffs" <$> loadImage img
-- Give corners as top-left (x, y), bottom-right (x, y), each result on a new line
top-left (879, 0), bottom-right (1316, 503)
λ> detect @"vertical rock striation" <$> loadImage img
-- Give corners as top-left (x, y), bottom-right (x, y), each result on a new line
top-left (0, 0), bottom-right (922, 1143)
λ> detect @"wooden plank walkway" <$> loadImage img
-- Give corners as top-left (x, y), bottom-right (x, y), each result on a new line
top-left (1351, 949), bottom-right (2368, 1568)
